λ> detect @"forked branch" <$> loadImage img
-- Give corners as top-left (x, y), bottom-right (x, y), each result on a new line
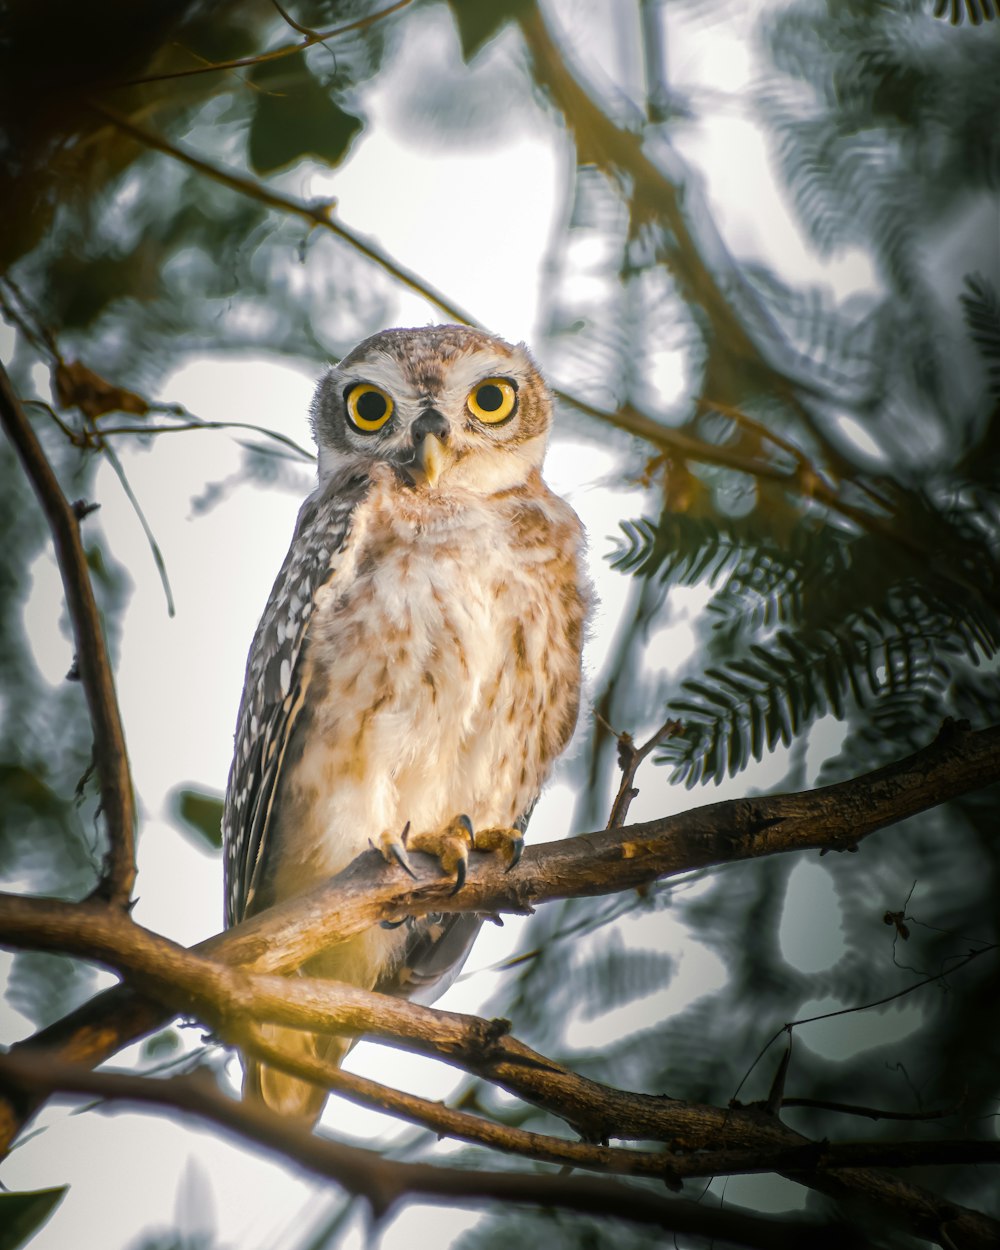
top-left (0, 362), bottom-right (136, 906)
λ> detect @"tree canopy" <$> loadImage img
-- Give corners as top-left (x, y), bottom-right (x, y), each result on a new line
top-left (1, 2), bottom-right (998, 1248)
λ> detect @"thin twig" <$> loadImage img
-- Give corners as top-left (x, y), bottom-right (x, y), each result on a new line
top-left (602, 714), bottom-right (682, 828)
top-left (99, 436), bottom-right (176, 618)
top-left (93, 419), bottom-right (315, 461)
top-left (25, 393), bottom-right (316, 462)
top-left (0, 363), bottom-right (136, 906)
top-left (732, 943), bottom-right (997, 1107)
top-left (781, 1098), bottom-right (960, 1122)
top-left (88, 101), bottom-right (477, 327)
top-left (108, 1), bottom-right (413, 88)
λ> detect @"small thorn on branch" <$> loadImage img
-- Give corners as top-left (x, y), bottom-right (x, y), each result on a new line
top-left (72, 498), bottom-right (100, 521)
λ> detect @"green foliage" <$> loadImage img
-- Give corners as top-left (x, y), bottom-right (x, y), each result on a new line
top-left (613, 500), bottom-right (999, 785)
top-left (2, 0), bottom-right (999, 1246)
top-left (0, 1188), bottom-right (69, 1250)
top-left (170, 787), bottom-right (225, 852)
top-left (445, 0), bottom-right (533, 62)
top-left (961, 272), bottom-right (1000, 397)
top-left (247, 59), bottom-right (363, 176)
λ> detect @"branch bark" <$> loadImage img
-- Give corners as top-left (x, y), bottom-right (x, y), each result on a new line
top-left (2, 718), bottom-right (997, 1151)
top-left (0, 1052), bottom-right (909, 1250)
top-left (1, 723), bottom-right (999, 1246)
top-left (0, 361), bottom-right (136, 906)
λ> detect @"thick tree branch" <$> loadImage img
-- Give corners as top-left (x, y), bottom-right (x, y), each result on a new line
top-left (5, 895), bottom-right (988, 1170)
top-left (0, 1054), bottom-right (875, 1250)
top-left (2, 718), bottom-right (997, 1131)
top-left (0, 362), bottom-right (136, 906)
top-left (193, 717), bottom-right (1000, 972)
top-left (238, 1024), bottom-right (1000, 1182)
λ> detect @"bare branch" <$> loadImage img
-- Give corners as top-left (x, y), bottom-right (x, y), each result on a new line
top-left (239, 1023), bottom-right (686, 1186)
top-left (0, 362), bottom-right (136, 906)
top-left (0, 1053), bottom-right (870, 1250)
top-left (239, 1026), bottom-right (1000, 1181)
top-left (204, 718), bottom-right (1000, 974)
top-left (602, 715), bottom-right (682, 828)
top-left (2, 718), bottom-right (997, 1129)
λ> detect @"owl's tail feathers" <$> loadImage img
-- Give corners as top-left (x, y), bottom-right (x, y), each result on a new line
top-left (243, 1024), bottom-right (351, 1127)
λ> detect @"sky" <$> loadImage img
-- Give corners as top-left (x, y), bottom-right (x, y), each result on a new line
top-left (0, 2), bottom-right (912, 1247)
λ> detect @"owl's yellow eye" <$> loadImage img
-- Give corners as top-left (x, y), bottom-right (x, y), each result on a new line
top-left (346, 383), bottom-right (394, 432)
top-left (467, 378), bottom-right (517, 425)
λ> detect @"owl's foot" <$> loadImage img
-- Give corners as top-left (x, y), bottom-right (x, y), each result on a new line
top-left (408, 814), bottom-right (475, 895)
top-left (470, 824), bottom-right (524, 871)
top-left (405, 815), bottom-right (524, 894)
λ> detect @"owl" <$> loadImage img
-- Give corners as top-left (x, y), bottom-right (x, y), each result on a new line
top-left (222, 325), bottom-right (588, 1120)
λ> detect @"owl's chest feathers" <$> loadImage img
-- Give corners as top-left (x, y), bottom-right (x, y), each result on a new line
top-left (282, 482), bottom-right (581, 874)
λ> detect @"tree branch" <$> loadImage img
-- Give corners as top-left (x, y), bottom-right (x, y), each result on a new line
top-left (1, 725), bottom-right (997, 1243)
top-left (86, 101), bottom-right (478, 328)
top-left (238, 1024), bottom-right (1000, 1182)
top-left (0, 1053), bottom-right (873, 1250)
top-left (110, 0), bottom-right (413, 88)
top-left (2, 718), bottom-right (997, 1143)
top-left (0, 362), bottom-right (136, 906)
top-left (83, 87), bottom-right (928, 566)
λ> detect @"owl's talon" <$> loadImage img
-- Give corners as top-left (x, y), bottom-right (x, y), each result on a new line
top-left (407, 813), bottom-right (473, 893)
top-left (472, 825), bottom-right (525, 871)
top-left (373, 823), bottom-right (416, 878)
top-left (450, 855), bottom-right (467, 896)
top-left (390, 843), bottom-right (416, 878)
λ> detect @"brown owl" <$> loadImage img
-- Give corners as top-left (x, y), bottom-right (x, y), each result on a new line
top-left (223, 325), bottom-right (588, 1120)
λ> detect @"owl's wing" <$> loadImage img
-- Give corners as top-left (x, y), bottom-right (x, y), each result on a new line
top-left (223, 474), bottom-right (367, 927)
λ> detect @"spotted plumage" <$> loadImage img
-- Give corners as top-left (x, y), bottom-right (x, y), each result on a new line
top-left (223, 325), bottom-right (588, 1120)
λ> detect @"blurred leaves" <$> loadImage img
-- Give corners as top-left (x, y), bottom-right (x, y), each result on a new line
top-left (247, 58), bottom-right (363, 176)
top-left (2, 0), bottom-right (1000, 1245)
top-left (5, 951), bottom-right (98, 1031)
top-left (445, 0), bottom-right (533, 62)
top-left (0, 1188), bottom-right (69, 1250)
top-left (171, 787), bottom-right (225, 853)
top-left (961, 272), bottom-right (1000, 397)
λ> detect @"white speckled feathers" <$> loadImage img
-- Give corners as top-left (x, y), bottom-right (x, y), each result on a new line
top-left (222, 325), bottom-right (588, 1118)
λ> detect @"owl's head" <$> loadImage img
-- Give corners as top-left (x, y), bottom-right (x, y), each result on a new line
top-left (310, 325), bottom-right (553, 495)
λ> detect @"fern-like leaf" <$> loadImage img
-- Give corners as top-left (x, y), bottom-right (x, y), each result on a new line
top-left (960, 272), bottom-right (1000, 397)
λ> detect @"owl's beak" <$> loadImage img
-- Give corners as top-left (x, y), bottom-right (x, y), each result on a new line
top-left (418, 432), bottom-right (448, 488)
